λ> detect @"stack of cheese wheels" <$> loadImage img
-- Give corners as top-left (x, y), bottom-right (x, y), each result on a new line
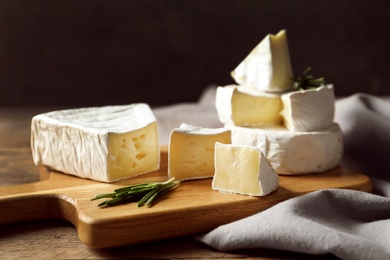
top-left (215, 30), bottom-right (343, 175)
top-left (167, 123), bottom-right (279, 196)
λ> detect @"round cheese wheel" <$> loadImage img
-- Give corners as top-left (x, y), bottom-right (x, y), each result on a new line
top-left (225, 123), bottom-right (343, 175)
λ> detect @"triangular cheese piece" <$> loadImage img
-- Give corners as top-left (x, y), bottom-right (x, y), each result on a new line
top-left (212, 142), bottom-right (279, 196)
top-left (231, 30), bottom-right (294, 92)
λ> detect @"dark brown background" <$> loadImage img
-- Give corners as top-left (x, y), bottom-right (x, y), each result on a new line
top-left (1, 0), bottom-right (389, 107)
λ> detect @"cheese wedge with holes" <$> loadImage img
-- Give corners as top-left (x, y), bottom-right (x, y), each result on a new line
top-left (281, 85), bottom-right (335, 132)
top-left (215, 85), bottom-right (283, 127)
top-left (212, 142), bottom-right (278, 196)
top-left (226, 123), bottom-right (343, 175)
top-left (231, 30), bottom-right (294, 92)
top-left (168, 123), bottom-right (231, 181)
top-left (31, 104), bottom-right (160, 182)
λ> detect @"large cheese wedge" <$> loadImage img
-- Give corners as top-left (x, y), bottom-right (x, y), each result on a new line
top-left (215, 85), bottom-right (283, 127)
top-left (31, 104), bottom-right (160, 182)
top-left (225, 123), bottom-right (343, 175)
top-left (168, 123), bottom-right (231, 181)
top-left (212, 142), bottom-right (278, 196)
top-left (231, 30), bottom-right (294, 92)
top-left (281, 84), bottom-right (335, 132)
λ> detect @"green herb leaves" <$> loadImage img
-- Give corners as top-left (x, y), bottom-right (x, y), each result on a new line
top-left (91, 178), bottom-right (180, 208)
top-left (294, 67), bottom-right (326, 90)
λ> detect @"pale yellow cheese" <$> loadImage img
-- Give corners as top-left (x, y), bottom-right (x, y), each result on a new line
top-left (270, 30), bottom-right (294, 90)
top-left (31, 104), bottom-right (160, 182)
top-left (107, 122), bottom-right (159, 181)
top-left (231, 30), bottom-right (294, 92)
top-left (215, 85), bottom-right (283, 127)
top-left (212, 142), bottom-right (278, 196)
top-left (168, 124), bottom-right (231, 181)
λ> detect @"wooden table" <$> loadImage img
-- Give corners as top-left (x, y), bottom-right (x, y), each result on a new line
top-left (0, 107), bottom-right (339, 260)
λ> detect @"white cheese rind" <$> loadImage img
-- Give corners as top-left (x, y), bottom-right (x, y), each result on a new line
top-left (281, 84), bottom-right (335, 132)
top-left (231, 30), bottom-right (294, 92)
top-left (215, 85), bottom-right (283, 127)
top-left (168, 124), bottom-right (231, 181)
top-left (31, 104), bottom-right (160, 182)
top-left (212, 142), bottom-right (278, 196)
top-left (225, 123), bottom-right (343, 175)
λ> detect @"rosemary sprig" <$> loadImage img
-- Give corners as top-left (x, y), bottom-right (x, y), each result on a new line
top-left (91, 177), bottom-right (180, 208)
top-left (294, 67), bottom-right (326, 90)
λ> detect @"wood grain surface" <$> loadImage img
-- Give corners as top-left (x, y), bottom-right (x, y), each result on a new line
top-left (0, 108), bottom-right (370, 259)
top-left (0, 146), bottom-right (371, 248)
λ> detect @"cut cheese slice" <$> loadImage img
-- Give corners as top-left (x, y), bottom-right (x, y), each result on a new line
top-left (281, 84), bottom-right (335, 132)
top-left (215, 85), bottom-right (283, 127)
top-left (226, 123), bottom-right (343, 175)
top-left (212, 142), bottom-right (278, 196)
top-left (168, 123), bottom-right (231, 181)
top-left (31, 104), bottom-right (160, 182)
top-left (231, 30), bottom-right (294, 92)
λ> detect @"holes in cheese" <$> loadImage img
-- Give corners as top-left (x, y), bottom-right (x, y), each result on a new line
top-left (31, 103), bottom-right (160, 182)
top-left (107, 122), bottom-right (159, 181)
top-left (216, 85), bottom-right (283, 127)
top-left (212, 142), bottom-right (278, 196)
top-left (168, 123), bottom-right (231, 181)
top-left (281, 85), bottom-right (335, 132)
top-left (231, 30), bottom-right (294, 92)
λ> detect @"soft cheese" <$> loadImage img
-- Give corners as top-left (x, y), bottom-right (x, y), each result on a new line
top-left (168, 123), bottom-right (231, 181)
top-left (226, 123), bottom-right (343, 175)
top-left (281, 84), bottom-right (335, 132)
top-left (212, 142), bottom-right (278, 196)
top-left (215, 85), bottom-right (283, 127)
top-left (231, 30), bottom-right (294, 92)
top-left (31, 104), bottom-right (160, 182)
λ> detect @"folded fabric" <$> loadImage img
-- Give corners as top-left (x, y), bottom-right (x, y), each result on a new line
top-left (335, 93), bottom-right (390, 180)
top-left (153, 87), bottom-right (221, 145)
top-left (195, 93), bottom-right (390, 259)
top-left (153, 89), bottom-right (390, 259)
top-left (196, 189), bottom-right (390, 260)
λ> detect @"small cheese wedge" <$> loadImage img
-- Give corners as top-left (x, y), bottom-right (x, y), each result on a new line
top-left (168, 123), bottom-right (231, 181)
top-left (226, 123), bottom-right (343, 175)
top-left (215, 85), bottom-right (283, 127)
top-left (212, 142), bottom-right (278, 196)
top-left (231, 30), bottom-right (294, 92)
top-left (281, 84), bottom-right (335, 132)
top-left (31, 104), bottom-right (160, 182)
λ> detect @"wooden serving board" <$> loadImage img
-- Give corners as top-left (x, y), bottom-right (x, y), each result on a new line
top-left (0, 147), bottom-right (372, 248)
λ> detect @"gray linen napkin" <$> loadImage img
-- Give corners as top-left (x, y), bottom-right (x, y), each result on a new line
top-left (335, 93), bottom-right (390, 181)
top-left (197, 189), bottom-right (390, 260)
top-left (153, 87), bottom-right (222, 145)
top-left (154, 88), bottom-right (390, 259)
